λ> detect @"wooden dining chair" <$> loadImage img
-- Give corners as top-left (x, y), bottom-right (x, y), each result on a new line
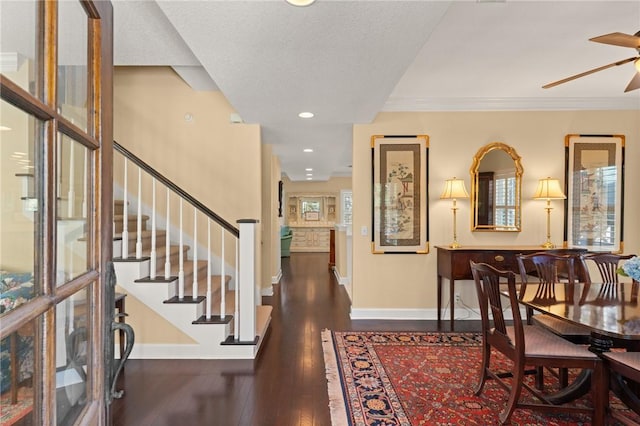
top-left (579, 253), bottom-right (639, 306)
top-left (515, 252), bottom-right (592, 388)
top-left (516, 252), bottom-right (590, 344)
top-left (601, 351), bottom-right (640, 426)
top-left (470, 261), bottom-right (605, 425)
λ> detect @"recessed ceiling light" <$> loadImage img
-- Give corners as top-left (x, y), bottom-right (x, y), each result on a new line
top-left (285, 0), bottom-right (316, 7)
top-left (305, 168), bottom-right (313, 171)
top-left (306, 173), bottom-right (313, 177)
top-left (298, 112), bottom-right (314, 119)
top-left (306, 177), bottom-right (313, 180)
top-left (303, 148), bottom-right (313, 153)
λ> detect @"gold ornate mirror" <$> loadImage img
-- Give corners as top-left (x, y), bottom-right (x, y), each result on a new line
top-left (469, 142), bottom-right (523, 232)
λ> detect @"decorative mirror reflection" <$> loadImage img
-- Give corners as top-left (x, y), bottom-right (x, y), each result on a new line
top-left (469, 142), bottom-right (523, 232)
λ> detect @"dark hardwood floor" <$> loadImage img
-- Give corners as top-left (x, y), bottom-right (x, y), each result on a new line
top-left (111, 252), bottom-right (480, 426)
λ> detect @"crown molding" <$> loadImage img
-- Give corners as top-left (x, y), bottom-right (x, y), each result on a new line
top-left (382, 96), bottom-right (640, 112)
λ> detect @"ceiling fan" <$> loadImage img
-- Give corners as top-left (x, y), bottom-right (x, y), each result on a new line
top-left (543, 30), bottom-right (640, 93)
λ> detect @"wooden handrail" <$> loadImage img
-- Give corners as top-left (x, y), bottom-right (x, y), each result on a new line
top-left (114, 141), bottom-right (239, 237)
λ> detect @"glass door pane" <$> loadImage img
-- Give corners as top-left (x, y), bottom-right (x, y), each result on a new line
top-left (56, 134), bottom-right (90, 286)
top-left (0, 0), bottom-right (39, 98)
top-left (57, 1), bottom-right (88, 131)
top-left (1, 99), bottom-right (43, 314)
top-left (55, 286), bottom-right (90, 425)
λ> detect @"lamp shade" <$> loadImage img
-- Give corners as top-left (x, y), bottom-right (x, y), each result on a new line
top-left (440, 177), bottom-right (469, 200)
top-left (533, 177), bottom-right (566, 200)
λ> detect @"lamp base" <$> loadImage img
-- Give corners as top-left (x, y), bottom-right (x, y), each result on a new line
top-left (541, 241), bottom-right (555, 249)
top-left (450, 241), bottom-right (461, 249)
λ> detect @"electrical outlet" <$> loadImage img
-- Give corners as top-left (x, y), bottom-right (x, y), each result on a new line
top-left (455, 293), bottom-right (461, 304)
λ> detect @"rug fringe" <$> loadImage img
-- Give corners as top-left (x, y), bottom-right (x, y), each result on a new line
top-left (321, 329), bottom-right (349, 426)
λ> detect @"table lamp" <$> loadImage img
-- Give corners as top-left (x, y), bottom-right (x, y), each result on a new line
top-left (440, 177), bottom-right (469, 248)
top-left (533, 177), bottom-right (566, 249)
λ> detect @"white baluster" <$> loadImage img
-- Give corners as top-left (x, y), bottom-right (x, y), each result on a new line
top-left (220, 230), bottom-right (226, 320)
top-left (234, 238), bottom-right (239, 341)
top-left (82, 149), bottom-right (87, 218)
top-left (67, 141), bottom-right (75, 217)
top-left (192, 206), bottom-right (198, 300)
top-left (178, 198), bottom-right (184, 299)
top-left (122, 160), bottom-right (129, 259)
top-left (206, 220), bottom-right (212, 320)
top-left (135, 167), bottom-right (143, 259)
top-left (150, 178), bottom-right (157, 279)
top-left (164, 188), bottom-right (171, 279)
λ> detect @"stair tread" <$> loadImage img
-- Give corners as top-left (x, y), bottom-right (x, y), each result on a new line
top-left (114, 229), bottom-right (167, 238)
top-left (115, 230), bottom-right (168, 244)
top-left (114, 214), bottom-right (150, 220)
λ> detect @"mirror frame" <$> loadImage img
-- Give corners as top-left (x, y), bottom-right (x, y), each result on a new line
top-left (469, 142), bottom-right (524, 232)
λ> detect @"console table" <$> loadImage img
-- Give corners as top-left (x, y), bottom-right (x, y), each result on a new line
top-left (435, 245), bottom-right (586, 329)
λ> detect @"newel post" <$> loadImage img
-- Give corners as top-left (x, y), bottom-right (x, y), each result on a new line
top-left (237, 219), bottom-right (259, 343)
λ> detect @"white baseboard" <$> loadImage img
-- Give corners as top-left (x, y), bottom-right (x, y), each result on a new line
top-left (332, 268), bottom-right (349, 286)
top-left (271, 269), bottom-right (282, 284)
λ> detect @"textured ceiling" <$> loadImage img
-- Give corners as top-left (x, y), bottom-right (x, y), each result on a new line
top-left (110, 0), bottom-right (640, 181)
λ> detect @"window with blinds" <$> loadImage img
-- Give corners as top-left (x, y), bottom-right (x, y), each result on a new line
top-left (494, 171), bottom-right (517, 229)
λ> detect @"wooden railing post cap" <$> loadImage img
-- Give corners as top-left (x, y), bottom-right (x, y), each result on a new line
top-left (237, 219), bottom-right (259, 224)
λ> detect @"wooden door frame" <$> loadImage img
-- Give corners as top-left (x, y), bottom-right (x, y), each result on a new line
top-left (0, 1), bottom-right (113, 424)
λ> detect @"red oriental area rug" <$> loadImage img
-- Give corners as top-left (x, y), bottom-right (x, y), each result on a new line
top-left (322, 330), bottom-right (639, 426)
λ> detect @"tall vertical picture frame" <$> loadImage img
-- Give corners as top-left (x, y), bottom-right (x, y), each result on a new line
top-left (371, 135), bottom-right (429, 254)
top-left (564, 134), bottom-right (625, 252)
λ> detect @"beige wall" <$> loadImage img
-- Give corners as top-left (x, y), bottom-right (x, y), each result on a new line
top-left (113, 67), bottom-right (263, 343)
top-left (352, 110), bottom-right (640, 315)
top-left (261, 144), bottom-right (282, 292)
top-left (114, 67), bottom-right (261, 222)
top-left (335, 226), bottom-right (349, 280)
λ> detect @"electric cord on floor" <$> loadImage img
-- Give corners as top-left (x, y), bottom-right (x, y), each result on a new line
top-left (443, 295), bottom-right (480, 320)
top-left (456, 295), bottom-right (480, 320)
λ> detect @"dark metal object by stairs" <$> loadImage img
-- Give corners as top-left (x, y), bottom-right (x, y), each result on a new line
top-left (105, 261), bottom-right (135, 402)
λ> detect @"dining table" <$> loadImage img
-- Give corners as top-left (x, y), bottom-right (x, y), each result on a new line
top-left (516, 280), bottom-right (640, 422)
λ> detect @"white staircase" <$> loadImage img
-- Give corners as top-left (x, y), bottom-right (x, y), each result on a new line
top-left (112, 144), bottom-right (271, 360)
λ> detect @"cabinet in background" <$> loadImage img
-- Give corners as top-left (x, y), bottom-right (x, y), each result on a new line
top-left (290, 226), bottom-right (331, 252)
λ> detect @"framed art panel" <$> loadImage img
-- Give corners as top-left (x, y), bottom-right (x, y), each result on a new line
top-left (564, 134), bottom-right (625, 252)
top-left (371, 135), bottom-right (429, 253)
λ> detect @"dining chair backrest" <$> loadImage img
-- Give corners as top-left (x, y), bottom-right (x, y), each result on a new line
top-left (471, 261), bottom-right (523, 354)
top-left (579, 253), bottom-right (638, 305)
top-left (516, 252), bottom-right (578, 302)
top-left (580, 253), bottom-right (637, 285)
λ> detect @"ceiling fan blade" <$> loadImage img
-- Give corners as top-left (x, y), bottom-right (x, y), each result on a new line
top-left (590, 32), bottom-right (640, 48)
top-left (624, 72), bottom-right (640, 92)
top-left (542, 57), bottom-right (637, 89)
top-left (589, 33), bottom-right (640, 49)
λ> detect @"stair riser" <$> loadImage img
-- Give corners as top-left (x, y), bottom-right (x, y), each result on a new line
top-left (114, 200), bottom-right (126, 216)
top-left (167, 264), bottom-right (210, 298)
top-left (123, 233), bottom-right (167, 251)
top-left (114, 217), bottom-right (149, 234)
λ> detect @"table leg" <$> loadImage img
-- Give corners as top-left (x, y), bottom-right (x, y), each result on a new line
top-left (437, 275), bottom-right (442, 323)
top-left (450, 278), bottom-right (455, 330)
